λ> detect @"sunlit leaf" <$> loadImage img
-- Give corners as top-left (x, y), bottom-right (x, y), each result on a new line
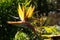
top-left (25, 0), bottom-right (31, 7)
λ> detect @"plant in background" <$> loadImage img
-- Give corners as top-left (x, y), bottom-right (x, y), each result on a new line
top-left (0, 0), bottom-right (13, 6)
top-left (16, 0), bottom-right (31, 8)
top-left (14, 31), bottom-right (30, 40)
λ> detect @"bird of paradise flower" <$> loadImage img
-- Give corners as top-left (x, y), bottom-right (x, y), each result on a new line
top-left (7, 3), bottom-right (36, 34)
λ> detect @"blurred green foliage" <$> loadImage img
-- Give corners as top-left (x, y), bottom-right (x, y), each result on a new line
top-left (0, 0), bottom-right (59, 40)
top-left (14, 31), bottom-right (30, 40)
top-left (41, 26), bottom-right (60, 35)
